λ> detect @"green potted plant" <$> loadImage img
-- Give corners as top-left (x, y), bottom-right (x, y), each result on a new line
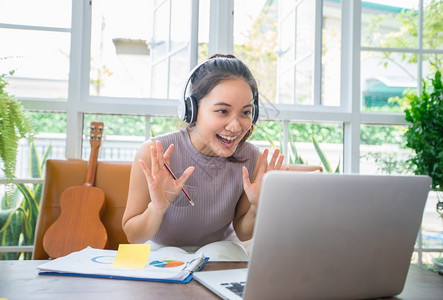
top-left (0, 143), bottom-right (51, 260)
top-left (0, 70), bottom-right (35, 183)
top-left (0, 69), bottom-right (38, 259)
top-left (403, 70), bottom-right (443, 217)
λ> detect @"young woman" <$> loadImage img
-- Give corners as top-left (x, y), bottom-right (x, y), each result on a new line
top-left (122, 54), bottom-right (285, 259)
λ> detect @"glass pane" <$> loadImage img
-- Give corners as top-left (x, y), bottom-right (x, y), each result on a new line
top-left (103, 37), bottom-right (151, 97)
top-left (276, 0), bottom-right (316, 105)
top-left (82, 114), bottom-right (147, 161)
top-left (322, 0), bottom-right (341, 106)
top-left (151, 60), bottom-right (168, 98)
top-left (279, 13), bottom-right (295, 68)
top-left (423, 0), bottom-right (443, 50)
top-left (234, 0), bottom-right (278, 104)
top-left (150, 0), bottom-right (193, 100)
top-left (169, 48), bottom-right (189, 99)
top-left (0, 108), bottom-right (56, 259)
top-left (295, 55), bottom-right (313, 105)
top-left (198, 0), bottom-right (210, 59)
top-left (251, 120), bottom-right (283, 141)
top-left (152, 0), bottom-right (170, 61)
top-left (11, 112), bottom-right (66, 179)
top-left (150, 116), bottom-right (184, 137)
top-left (90, 0), bottom-right (152, 97)
top-left (360, 124), bottom-right (413, 175)
top-left (0, 181), bottom-right (37, 259)
top-left (361, 51), bottom-right (417, 112)
top-left (0, 0), bottom-right (71, 28)
top-left (277, 3), bottom-right (295, 104)
top-left (278, 68), bottom-right (294, 104)
top-left (170, 0), bottom-right (191, 53)
top-left (423, 53), bottom-right (442, 80)
top-left (361, 0), bottom-right (419, 48)
top-left (287, 122), bottom-right (343, 172)
top-left (0, 28), bottom-right (70, 99)
top-left (250, 120), bottom-right (283, 153)
top-left (296, 1), bottom-right (314, 60)
top-left (293, 1), bottom-right (315, 105)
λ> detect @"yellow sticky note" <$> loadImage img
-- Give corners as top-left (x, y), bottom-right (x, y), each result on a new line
top-left (111, 244), bottom-right (151, 269)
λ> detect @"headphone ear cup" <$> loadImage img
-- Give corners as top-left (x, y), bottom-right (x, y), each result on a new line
top-left (187, 95), bottom-right (198, 123)
top-left (179, 95), bottom-right (198, 123)
top-left (252, 101), bottom-right (259, 124)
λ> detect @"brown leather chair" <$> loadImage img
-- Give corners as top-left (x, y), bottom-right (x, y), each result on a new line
top-left (33, 159), bottom-right (132, 259)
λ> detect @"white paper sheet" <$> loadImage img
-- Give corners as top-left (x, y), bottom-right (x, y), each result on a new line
top-left (37, 247), bottom-right (206, 282)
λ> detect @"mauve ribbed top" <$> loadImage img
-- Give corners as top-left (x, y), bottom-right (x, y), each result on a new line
top-left (151, 128), bottom-right (259, 247)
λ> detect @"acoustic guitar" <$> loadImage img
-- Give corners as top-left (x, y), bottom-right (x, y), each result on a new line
top-left (43, 122), bottom-right (108, 258)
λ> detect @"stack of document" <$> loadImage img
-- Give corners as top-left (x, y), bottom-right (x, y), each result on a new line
top-left (37, 246), bottom-right (208, 283)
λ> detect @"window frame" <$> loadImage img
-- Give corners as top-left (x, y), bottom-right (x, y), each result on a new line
top-left (7, 0), bottom-right (434, 172)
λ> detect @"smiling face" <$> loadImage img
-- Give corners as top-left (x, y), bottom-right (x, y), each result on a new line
top-left (188, 78), bottom-right (254, 157)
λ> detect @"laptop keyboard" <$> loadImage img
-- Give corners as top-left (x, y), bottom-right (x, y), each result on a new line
top-left (220, 281), bottom-right (246, 298)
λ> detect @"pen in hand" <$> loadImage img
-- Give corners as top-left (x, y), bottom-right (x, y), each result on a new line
top-left (163, 162), bottom-right (195, 206)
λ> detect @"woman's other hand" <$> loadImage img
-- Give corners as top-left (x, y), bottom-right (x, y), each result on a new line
top-left (139, 141), bottom-right (194, 214)
top-left (242, 148), bottom-right (286, 206)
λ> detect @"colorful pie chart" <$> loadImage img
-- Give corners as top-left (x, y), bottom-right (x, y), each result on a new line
top-left (149, 260), bottom-right (184, 268)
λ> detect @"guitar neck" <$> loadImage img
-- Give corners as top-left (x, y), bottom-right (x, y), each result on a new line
top-left (85, 122), bottom-right (104, 187)
top-left (84, 146), bottom-right (99, 187)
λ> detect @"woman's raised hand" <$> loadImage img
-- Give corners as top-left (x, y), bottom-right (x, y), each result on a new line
top-left (242, 148), bottom-right (286, 207)
top-left (139, 141), bottom-right (194, 214)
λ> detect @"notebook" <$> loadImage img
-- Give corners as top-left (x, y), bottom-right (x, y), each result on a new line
top-left (37, 246), bottom-right (208, 284)
top-left (194, 171), bottom-right (431, 299)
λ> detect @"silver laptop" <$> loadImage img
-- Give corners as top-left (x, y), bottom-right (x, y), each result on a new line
top-left (194, 171), bottom-right (431, 300)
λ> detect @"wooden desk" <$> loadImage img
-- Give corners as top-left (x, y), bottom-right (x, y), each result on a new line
top-left (0, 261), bottom-right (442, 300)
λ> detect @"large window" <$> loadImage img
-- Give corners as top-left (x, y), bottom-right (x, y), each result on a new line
top-left (0, 0), bottom-right (71, 182)
top-left (89, 0), bottom-right (197, 99)
top-left (89, 0), bottom-right (152, 98)
top-left (234, 0), bottom-right (342, 107)
top-left (1, 0), bottom-right (442, 264)
top-left (0, 0), bottom-right (71, 99)
top-left (361, 0), bottom-right (443, 112)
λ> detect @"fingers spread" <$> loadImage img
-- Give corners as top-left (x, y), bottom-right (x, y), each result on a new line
top-left (275, 152), bottom-right (285, 170)
top-left (268, 148), bottom-right (280, 168)
top-left (150, 145), bottom-right (160, 174)
top-left (164, 143), bottom-right (174, 164)
top-left (242, 166), bottom-right (251, 189)
top-left (139, 159), bottom-right (153, 183)
top-left (258, 148), bottom-right (269, 173)
top-left (176, 166), bottom-right (195, 189)
top-left (266, 149), bottom-right (285, 171)
top-left (156, 140), bottom-right (165, 166)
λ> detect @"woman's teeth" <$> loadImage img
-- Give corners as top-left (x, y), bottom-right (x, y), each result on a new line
top-left (217, 134), bottom-right (236, 144)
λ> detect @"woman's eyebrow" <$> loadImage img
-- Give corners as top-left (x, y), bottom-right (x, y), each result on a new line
top-left (213, 102), bottom-right (253, 108)
top-left (213, 102), bottom-right (231, 107)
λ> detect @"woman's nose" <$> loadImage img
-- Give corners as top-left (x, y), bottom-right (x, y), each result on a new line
top-left (225, 116), bottom-right (242, 132)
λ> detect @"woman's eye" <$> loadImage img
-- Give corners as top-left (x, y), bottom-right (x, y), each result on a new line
top-left (216, 109), bottom-right (228, 114)
top-left (243, 110), bottom-right (252, 116)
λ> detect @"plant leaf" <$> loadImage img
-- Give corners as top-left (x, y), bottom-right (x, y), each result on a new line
top-left (312, 135), bottom-right (332, 173)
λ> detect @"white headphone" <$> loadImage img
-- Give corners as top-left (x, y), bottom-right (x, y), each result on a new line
top-left (178, 59), bottom-right (259, 124)
top-left (177, 62), bottom-right (205, 123)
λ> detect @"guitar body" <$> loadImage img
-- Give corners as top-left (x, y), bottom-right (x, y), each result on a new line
top-left (43, 122), bottom-right (108, 258)
top-left (43, 186), bottom-right (107, 258)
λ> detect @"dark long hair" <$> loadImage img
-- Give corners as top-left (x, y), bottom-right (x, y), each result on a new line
top-left (187, 54), bottom-right (258, 161)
